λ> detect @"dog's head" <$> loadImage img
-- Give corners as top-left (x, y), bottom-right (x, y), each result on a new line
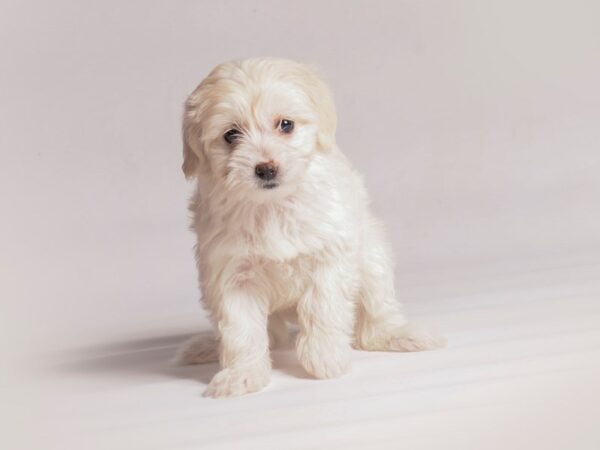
top-left (182, 58), bottom-right (337, 199)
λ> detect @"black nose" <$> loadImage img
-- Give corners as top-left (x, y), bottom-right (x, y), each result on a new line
top-left (255, 162), bottom-right (278, 181)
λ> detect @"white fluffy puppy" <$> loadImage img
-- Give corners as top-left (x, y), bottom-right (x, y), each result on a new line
top-left (177, 58), bottom-right (444, 398)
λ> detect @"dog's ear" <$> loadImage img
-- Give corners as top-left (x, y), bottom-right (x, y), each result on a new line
top-left (315, 96), bottom-right (337, 152)
top-left (182, 136), bottom-right (200, 179)
top-left (300, 65), bottom-right (338, 152)
top-left (181, 95), bottom-right (208, 179)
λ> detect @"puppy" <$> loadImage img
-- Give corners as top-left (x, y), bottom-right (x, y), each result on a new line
top-left (177, 58), bottom-right (444, 398)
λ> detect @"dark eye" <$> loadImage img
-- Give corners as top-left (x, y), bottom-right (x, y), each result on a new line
top-left (223, 128), bottom-right (241, 145)
top-left (278, 119), bottom-right (294, 134)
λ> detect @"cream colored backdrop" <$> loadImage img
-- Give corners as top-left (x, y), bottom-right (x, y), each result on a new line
top-left (1, 0), bottom-right (599, 402)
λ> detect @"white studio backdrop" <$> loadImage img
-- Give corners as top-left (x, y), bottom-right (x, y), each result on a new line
top-left (2, 2), bottom-right (600, 449)
top-left (1, 0), bottom-right (599, 369)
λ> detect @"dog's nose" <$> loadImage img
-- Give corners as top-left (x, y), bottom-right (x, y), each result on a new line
top-left (255, 162), bottom-right (278, 181)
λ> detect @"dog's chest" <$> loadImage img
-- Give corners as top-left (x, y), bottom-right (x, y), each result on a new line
top-left (237, 200), bottom-right (331, 261)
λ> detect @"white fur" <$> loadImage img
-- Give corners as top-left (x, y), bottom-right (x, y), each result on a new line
top-left (178, 58), bottom-right (445, 398)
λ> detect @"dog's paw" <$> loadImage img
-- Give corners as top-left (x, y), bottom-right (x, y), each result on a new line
top-left (203, 367), bottom-right (270, 398)
top-left (388, 323), bottom-right (447, 352)
top-left (174, 334), bottom-right (219, 366)
top-left (297, 335), bottom-right (351, 379)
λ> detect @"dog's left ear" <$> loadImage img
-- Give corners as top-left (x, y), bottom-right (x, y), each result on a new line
top-left (315, 95), bottom-right (337, 152)
top-left (301, 65), bottom-right (338, 152)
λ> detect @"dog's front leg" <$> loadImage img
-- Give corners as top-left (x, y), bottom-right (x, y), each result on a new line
top-left (296, 262), bottom-right (356, 379)
top-left (204, 288), bottom-right (271, 398)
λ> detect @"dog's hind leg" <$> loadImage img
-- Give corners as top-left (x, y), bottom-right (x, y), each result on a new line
top-left (174, 332), bottom-right (219, 365)
top-left (267, 312), bottom-right (290, 348)
top-left (354, 220), bottom-right (446, 352)
top-left (175, 313), bottom-right (289, 366)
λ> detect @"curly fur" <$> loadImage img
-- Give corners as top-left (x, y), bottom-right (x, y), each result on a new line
top-left (177, 58), bottom-right (445, 397)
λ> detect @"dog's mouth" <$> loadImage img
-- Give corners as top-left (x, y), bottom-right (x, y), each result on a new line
top-left (262, 182), bottom-right (279, 190)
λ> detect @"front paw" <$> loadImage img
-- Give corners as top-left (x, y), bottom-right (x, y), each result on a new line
top-left (203, 367), bottom-right (270, 398)
top-left (296, 335), bottom-right (351, 379)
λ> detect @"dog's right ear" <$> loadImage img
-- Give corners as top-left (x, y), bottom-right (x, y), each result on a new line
top-left (182, 84), bottom-right (212, 179)
top-left (181, 103), bottom-right (209, 178)
top-left (182, 131), bottom-right (201, 179)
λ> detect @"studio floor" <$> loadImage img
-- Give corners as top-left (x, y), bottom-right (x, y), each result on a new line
top-left (31, 256), bottom-right (600, 450)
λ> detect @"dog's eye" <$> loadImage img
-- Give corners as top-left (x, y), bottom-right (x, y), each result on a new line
top-left (278, 119), bottom-right (294, 134)
top-left (223, 128), bottom-right (242, 145)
